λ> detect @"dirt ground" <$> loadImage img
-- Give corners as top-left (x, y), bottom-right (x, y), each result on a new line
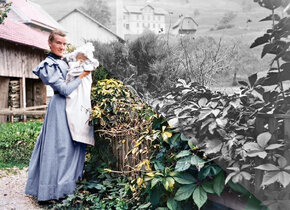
top-left (0, 168), bottom-right (44, 210)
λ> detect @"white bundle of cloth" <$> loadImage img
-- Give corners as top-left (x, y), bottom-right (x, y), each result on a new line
top-left (64, 42), bottom-right (99, 146)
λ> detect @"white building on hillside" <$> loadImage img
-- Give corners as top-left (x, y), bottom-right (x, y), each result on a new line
top-left (122, 4), bottom-right (167, 35)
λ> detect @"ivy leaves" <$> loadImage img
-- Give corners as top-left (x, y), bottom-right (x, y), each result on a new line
top-left (243, 132), bottom-right (283, 159)
top-left (256, 156), bottom-right (290, 188)
top-left (173, 171), bottom-right (225, 209)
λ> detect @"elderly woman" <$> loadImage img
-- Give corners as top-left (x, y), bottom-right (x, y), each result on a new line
top-left (25, 30), bottom-right (90, 201)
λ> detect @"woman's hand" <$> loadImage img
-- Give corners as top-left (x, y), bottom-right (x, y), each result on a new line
top-left (79, 71), bottom-right (91, 79)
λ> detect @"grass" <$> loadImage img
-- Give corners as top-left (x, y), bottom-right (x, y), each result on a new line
top-left (0, 162), bottom-right (28, 170)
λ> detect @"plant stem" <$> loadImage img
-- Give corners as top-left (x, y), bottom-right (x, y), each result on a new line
top-left (277, 59), bottom-right (285, 99)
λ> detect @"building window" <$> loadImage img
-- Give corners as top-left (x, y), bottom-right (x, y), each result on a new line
top-left (137, 23), bottom-right (139, 27)
top-left (143, 23), bottom-right (145, 28)
top-left (126, 24), bottom-right (129, 30)
top-left (153, 23), bottom-right (155, 28)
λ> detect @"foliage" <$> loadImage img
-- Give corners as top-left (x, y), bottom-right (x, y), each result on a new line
top-left (80, 0), bottom-right (111, 27)
top-left (91, 78), bottom-right (153, 145)
top-left (177, 36), bottom-right (237, 86)
top-left (0, 121), bottom-right (42, 165)
top-left (136, 116), bottom-right (228, 209)
top-left (0, 2), bottom-right (11, 24)
top-left (128, 32), bottom-right (167, 76)
top-left (52, 166), bottom-right (136, 209)
top-left (211, 11), bottom-right (237, 31)
top-left (91, 41), bottom-right (133, 83)
top-left (250, 0), bottom-right (290, 115)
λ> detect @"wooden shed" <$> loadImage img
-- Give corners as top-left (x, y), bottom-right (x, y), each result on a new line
top-left (0, 0), bottom-right (64, 123)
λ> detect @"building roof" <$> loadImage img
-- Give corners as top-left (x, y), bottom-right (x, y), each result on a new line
top-left (10, 0), bottom-right (65, 31)
top-left (172, 16), bottom-right (198, 31)
top-left (124, 4), bottom-right (167, 15)
top-left (58, 8), bottom-right (124, 42)
top-left (0, 18), bottom-right (49, 50)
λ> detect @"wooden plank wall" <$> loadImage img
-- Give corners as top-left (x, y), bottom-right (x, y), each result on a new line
top-left (0, 77), bottom-right (9, 123)
top-left (0, 39), bottom-right (46, 78)
top-left (26, 79), bottom-right (46, 107)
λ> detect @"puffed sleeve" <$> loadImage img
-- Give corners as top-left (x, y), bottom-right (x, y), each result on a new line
top-left (33, 58), bottom-right (82, 97)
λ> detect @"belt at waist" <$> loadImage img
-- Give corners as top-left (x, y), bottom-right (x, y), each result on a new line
top-left (54, 91), bottom-right (60, 95)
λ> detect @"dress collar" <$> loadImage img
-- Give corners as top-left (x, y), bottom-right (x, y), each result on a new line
top-left (48, 52), bottom-right (62, 60)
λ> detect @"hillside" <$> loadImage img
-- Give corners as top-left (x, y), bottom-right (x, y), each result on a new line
top-left (31, 0), bottom-right (272, 42)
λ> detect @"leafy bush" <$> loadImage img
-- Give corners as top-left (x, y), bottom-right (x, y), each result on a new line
top-left (92, 40), bottom-right (134, 82)
top-left (211, 11), bottom-right (237, 31)
top-left (0, 121), bottom-right (42, 165)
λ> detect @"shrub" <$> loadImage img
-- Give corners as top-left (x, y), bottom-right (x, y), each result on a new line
top-left (0, 121), bottom-right (42, 165)
top-left (92, 40), bottom-right (134, 82)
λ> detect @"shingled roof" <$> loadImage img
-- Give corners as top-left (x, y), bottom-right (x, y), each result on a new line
top-left (0, 18), bottom-right (49, 50)
top-left (0, 0), bottom-right (65, 50)
top-left (10, 0), bottom-right (64, 31)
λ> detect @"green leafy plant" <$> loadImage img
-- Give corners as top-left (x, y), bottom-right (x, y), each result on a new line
top-left (0, 2), bottom-right (11, 24)
top-left (0, 121), bottom-right (42, 166)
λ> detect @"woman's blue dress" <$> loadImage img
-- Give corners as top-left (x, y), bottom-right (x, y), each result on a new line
top-left (25, 53), bottom-right (86, 201)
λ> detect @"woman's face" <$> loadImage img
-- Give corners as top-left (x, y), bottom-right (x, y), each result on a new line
top-left (49, 35), bottom-right (66, 57)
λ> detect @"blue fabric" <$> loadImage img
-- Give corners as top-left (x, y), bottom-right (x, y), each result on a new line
top-left (25, 55), bottom-right (86, 201)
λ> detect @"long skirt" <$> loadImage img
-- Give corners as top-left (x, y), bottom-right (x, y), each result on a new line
top-left (25, 94), bottom-right (86, 201)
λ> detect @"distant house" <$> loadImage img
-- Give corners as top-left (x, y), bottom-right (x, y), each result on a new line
top-left (58, 9), bottom-right (124, 47)
top-left (171, 16), bottom-right (198, 36)
top-left (122, 4), bottom-right (167, 35)
top-left (0, 0), bottom-right (64, 123)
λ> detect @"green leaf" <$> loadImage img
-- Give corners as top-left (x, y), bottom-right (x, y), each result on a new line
top-left (176, 150), bottom-right (191, 159)
top-left (250, 34), bottom-right (271, 48)
top-left (167, 199), bottom-right (178, 210)
top-left (170, 133), bottom-right (181, 145)
top-left (278, 156), bottom-right (287, 168)
top-left (192, 186), bottom-right (207, 209)
top-left (180, 133), bottom-right (189, 141)
top-left (255, 164), bottom-right (280, 171)
top-left (174, 172), bottom-right (196, 184)
top-left (201, 182), bottom-right (215, 194)
top-left (174, 184), bottom-right (196, 201)
top-left (191, 155), bottom-right (205, 169)
top-left (259, 14), bottom-right (280, 22)
top-left (256, 0), bottom-right (282, 10)
top-left (213, 171), bottom-right (225, 196)
top-left (198, 109), bottom-right (212, 121)
top-left (204, 139), bottom-right (223, 155)
top-left (151, 177), bottom-right (162, 189)
top-left (225, 172), bottom-right (237, 184)
top-left (257, 132), bottom-right (271, 148)
top-left (139, 202), bottom-right (151, 209)
top-left (265, 143), bottom-right (283, 150)
top-left (163, 177), bottom-right (175, 192)
top-left (198, 98), bottom-right (208, 107)
top-left (248, 73), bottom-right (257, 88)
top-left (198, 165), bottom-right (222, 180)
top-left (261, 171), bottom-right (290, 188)
top-left (228, 180), bottom-right (250, 196)
top-left (175, 156), bottom-right (192, 172)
